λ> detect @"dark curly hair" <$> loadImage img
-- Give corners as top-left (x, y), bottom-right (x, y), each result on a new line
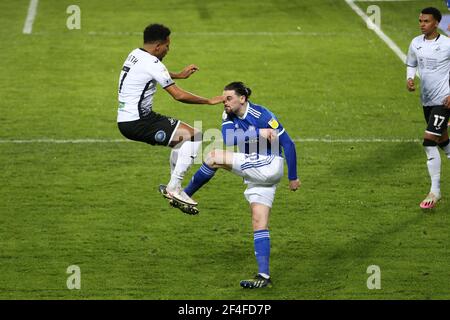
top-left (143, 23), bottom-right (171, 43)
top-left (224, 81), bottom-right (252, 101)
top-left (421, 7), bottom-right (442, 22)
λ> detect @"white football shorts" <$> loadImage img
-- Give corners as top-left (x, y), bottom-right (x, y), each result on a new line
top-left (231, 153), bottom-right (284, 207)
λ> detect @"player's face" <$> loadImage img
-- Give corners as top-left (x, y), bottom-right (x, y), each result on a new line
top-left (223, 90), bottom-right (246, 114)
top-left (156, 37), bottom-right (170, 60)
top-left (419, 14), bottom-right (439, 35)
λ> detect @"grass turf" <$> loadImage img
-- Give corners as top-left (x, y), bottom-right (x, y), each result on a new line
top-left (0, 0), bottom-right (449, 299)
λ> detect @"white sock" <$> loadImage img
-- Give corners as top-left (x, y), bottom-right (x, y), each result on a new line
top-left (169, 148), bottom-right (179, 174)
top-left (167, 140), bottom-right (202, 190)
top-left (424, 146), bottom-right (441, 196)
top-left (440, 142), bottom-right (450, 159)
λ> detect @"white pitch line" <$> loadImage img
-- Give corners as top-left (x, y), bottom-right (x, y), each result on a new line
top-left (0, 138), bottom-right (421, 144)
top-left (345, 0), bottom-right (407, 63)
top-left (22, 0), bottom-right (39, 35)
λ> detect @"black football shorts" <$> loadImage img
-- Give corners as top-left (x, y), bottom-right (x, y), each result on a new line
top-left (118, 112), bottom-right (180, 146)
top-left (423, 105), bottom-right (450, 136)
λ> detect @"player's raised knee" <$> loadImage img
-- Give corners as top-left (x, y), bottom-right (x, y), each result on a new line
top-left (192, 129), bottom-right (203, 142)
top-left (204, 149), bottom-right (218, 166)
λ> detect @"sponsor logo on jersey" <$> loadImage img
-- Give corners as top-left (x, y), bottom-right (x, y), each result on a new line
top-left (167, 117), bottom-right (176, 126)
top-left (268, 118), bottom-right (279, 129)
top-left (118, 102), bottom-right (125, 109)
top-left (155, 130), bottom-right (167, 143)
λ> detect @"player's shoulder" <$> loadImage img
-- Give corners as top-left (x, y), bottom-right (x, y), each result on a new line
top-left (247, 101), bottom-right (272, 119)
top-left (132, 48), bottom-right (166, 67)
top-left (410, 35), bottom-right (424, 45)
top-left (248, 102), bottom-right (282, 129)
top-left (249, 101), bottom-right (278, 120)
top-left (438, 34), bottom-right (450, 46)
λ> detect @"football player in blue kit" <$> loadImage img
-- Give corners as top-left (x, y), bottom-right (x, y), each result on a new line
top-left (180, 82), bottom-right (300, 288)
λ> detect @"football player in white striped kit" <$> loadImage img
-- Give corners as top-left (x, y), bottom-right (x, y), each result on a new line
top-left (406, 7), bottom-right (450, 209)
top-left (117, 24), bottom-right (223, 206)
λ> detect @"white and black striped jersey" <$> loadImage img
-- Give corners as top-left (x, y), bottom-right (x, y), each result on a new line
top-left (117, 48), bottom-right (174, 122)
top-left (406, 34), bottom-right (450, 106)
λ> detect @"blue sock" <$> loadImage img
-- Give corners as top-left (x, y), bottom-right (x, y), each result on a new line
top-left (184, 163), bottom-right (217, 197)
top-left (254, 230), bottom-right (270, 277)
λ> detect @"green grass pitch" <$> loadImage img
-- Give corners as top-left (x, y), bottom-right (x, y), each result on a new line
top-left (1, 0), bottom-right (450, 299)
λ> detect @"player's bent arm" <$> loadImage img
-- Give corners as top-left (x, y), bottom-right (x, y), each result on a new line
top-left (169, 65), bottom-right (199, 79)
top-left (165, 84), bottom-right (222, 105)
top-left (279, 130), bottom-right (298, 182)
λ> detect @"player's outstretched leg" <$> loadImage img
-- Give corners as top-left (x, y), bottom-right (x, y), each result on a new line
top-left (184, 162), bottom-right (218, 197)
top-left (240, 274), bottom-right (272, 289)
top-left (163, 122), bottom-right (202, 206)
top-left (183, 149), bottom-right (233, 197)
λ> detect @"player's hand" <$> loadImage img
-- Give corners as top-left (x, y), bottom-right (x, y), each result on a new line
top-left (407, 79), bottom-right (415, 92)
top-left (443, 96), bottom-right (450, 109)
top-left (208, 95), bottom-right (225, 105)
top-left (259, 128), bottom-right (277, 142)
top-left (289, 179), bottom-right (301, 191)
top-left (178, 64), bottom-right (199, 79)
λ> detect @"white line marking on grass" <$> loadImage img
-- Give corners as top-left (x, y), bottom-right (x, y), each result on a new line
top-left (0, 138), bottom-right (421, 144)
top-left (0, 138), bottom-right (128, 144)
top-left (23, 0), bottom-right (39, 35)
top-left (345, 0), bottom-right (407, 63)
top-left (295, 138), bottom-right (420, 143)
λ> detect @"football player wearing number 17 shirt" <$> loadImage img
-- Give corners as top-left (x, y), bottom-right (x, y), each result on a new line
top-left (406, 7), bottom-right (450, 209)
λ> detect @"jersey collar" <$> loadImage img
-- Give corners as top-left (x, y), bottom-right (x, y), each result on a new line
top-left (423, 34), bottom-right (441, 42)
top-left (238, 102), bottom-right (250, 120)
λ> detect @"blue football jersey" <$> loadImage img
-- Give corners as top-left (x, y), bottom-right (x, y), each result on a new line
top-left (221, 101), bottom-right (285, 156)
top-left (221, 101), bottom-right (298, 181)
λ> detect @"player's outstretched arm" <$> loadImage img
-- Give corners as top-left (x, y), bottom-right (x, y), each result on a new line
top-left (165, 84), bottom-right (224, 105)
top-left (170, 64), bottom-right (199, 79)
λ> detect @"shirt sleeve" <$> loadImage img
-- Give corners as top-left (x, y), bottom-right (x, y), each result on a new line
top-left (148, 60), bottom-right (175, 89)
top-left (258, 109), bottom-right (297, 180)
top-left (279, 129), bottom-right (298, 181)
top-left (406, 41), bottom-right (417, 68)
